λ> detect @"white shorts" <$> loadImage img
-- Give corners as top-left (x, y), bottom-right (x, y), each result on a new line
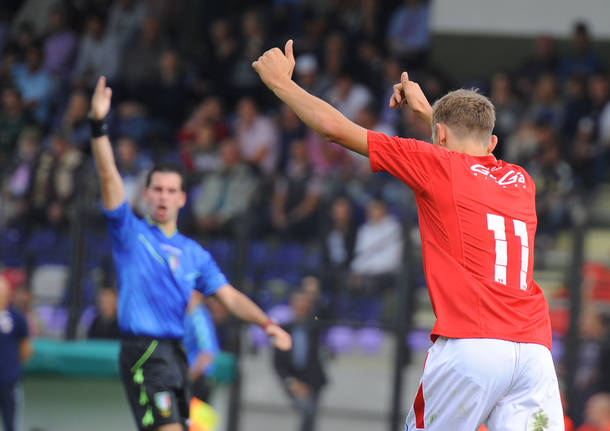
top-left (405, 337), bottom-right (563, 431)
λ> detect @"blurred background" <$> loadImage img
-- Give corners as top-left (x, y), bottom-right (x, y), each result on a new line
top-left (0, 0), bottom-right (609, 430)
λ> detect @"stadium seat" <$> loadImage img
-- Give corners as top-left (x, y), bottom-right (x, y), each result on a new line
top-left (35, 305), bottom-right (68, 338)
top-left (0, 227), bottom-right (26, 267)
top-left (248, 324), bottom-right (269, 349)
top-left (325, 325), bottom-right (354, 354)
top-left (30, 264), bottom-right (70, 306)
top-left (356, 327), bottom-right (383, 354)
top-left (26, 228), bottom-right (71, 265)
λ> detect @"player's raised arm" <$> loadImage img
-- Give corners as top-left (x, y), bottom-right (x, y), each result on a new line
top-left (252, 40), bottom-right (368, 156)
top-left (89, 76), bottom-right (125, 210)
top-left (388, 71), bottom-right (433, 127)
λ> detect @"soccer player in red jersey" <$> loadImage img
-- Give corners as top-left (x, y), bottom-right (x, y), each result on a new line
top-left (252, 41), bottom-right (564, 430)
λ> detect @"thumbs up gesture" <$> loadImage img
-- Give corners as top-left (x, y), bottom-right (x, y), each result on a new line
top-left (252, 40), bottom-right (296, 92)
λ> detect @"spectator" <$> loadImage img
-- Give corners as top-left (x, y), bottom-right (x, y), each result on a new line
top-left (386, 0), bottom-right (430, 68)
top-left (588, 73), bottom-right (610, 135)
top-left (0, 275), bottom-right (32, 431)
top-left (326, 71), bottom-right (373, 122)
top-left (0, 87), bottom-right (28, 165)
top-left (271, 139), bottom-right (321, 240)
top-left (347, 198), bottom-right (402, 321)
top-left (274, 289), bottom-right (327, 431)
top-left (322, 32), bottom-right (346, 81)
top-left (42, 4), bottom-right (77, 84)
top-left (114, 136), bottom-right (150, 212)
top-left (570, 117), bottom-right (606, 188)
top-left (56, 89), bottom-right (91, 149)
top-left (148, 49), bottom-right (188, 130)
top-left (560, 22), bottom-right (602, 79)
top-left (231, 10), bottom-right (268, 93)
top-left (11, 42), bottom-right (52, 124)
top-left (0, 42), bottom-right (20, 84)
top-left (2, 127), bottom-right (40, 226)
top-left (294, 54), bottom-right (332, 99)
top-left (489, 72), bottom-right (522, 148)
top-left (28, 133), bottom-right (82, 228)
top-left (378, 57), bottom-right (404, 129)
top-left (525, 73), bottom-right (565, 131)
top-left (322, 196), bottom-right (357, 273)
top-left (305, 129), bottom-right (352, 178)
top-left (13, 21), bottom-right (36, 57)
top-left (516, 35), bottom-right (560, 96)
top-left (120, 16), bottom-right (166, 95)
top-left (11, 284), bottom-right (39, 337)
top-left (206, 17), bottom-right (239, 97)
top-left (87, 287), bottom-right (120, 340)
top-left (192, 138), bottom-right (259, 236)
top-left (73, 13), bottom-right (120, 86)
top-left (277, 104), bottom-right (307, 173)
top-left (528, 140), bottom-right (573, 236)
top-left (11, 2), bottom-right (55, 36)
top-left (320, 196), bottom-right (357, 313)
top-left (235, 96), bottom-right (279, 174)
top-left (106, 0), bottom-right (148, 54)
top-left (350, 199), bottom-right (403, 272)
top-left (180, 123), bottom-right (220, 177)
top-left (399, 104), bottom-right (431, 142)
top-left (562, 75), bottom-right (590, 140)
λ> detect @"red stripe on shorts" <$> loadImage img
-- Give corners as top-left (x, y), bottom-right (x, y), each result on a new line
top-left (414, 352), bottom-right (428, 428)
top-left (413, 382), bottom-right (425, 428)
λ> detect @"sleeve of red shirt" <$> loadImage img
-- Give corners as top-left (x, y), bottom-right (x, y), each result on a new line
top-left (367, 130), bottom-right (448, 194)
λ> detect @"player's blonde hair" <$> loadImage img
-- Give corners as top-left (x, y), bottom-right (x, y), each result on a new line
top-left (431, 89), bottom-right (495, 145)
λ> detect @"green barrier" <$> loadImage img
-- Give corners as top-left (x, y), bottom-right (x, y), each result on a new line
top-left (25, 339), bottom-right (236, 383)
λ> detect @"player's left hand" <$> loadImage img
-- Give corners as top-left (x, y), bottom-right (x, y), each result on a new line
top-left (252, 40), bottom-right (296, 92)
top-left (265, 323), bottom-right (292, 351)
top-left (389, 71), bottom-right (433, 126)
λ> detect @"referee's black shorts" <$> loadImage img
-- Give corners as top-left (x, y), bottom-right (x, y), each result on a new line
top-left (119, 336), bottom-right (190, 431)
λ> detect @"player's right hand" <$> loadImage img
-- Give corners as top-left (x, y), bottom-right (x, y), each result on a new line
top-left (90, 76), bottom-right (112, 120)
top-left (252, 40), bottom-right (296, 92)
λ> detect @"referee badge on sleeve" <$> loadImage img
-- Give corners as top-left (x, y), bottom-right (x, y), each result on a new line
top-left (154, 392), bottom-right (172, 418)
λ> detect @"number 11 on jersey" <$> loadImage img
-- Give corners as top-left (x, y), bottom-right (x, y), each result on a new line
top-left (487, 213), bottom-right (528, 291)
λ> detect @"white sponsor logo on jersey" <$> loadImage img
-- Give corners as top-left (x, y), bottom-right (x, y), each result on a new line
top-left (470, 164), bottom-right (526, 187)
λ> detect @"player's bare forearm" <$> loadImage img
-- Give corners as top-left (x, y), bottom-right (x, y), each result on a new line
top-left (252, 40), bottom-right (368, 156)
top-left (274, 80), bottom-right (368, 155)
top-left (90, 76), bottom-right (125, 210)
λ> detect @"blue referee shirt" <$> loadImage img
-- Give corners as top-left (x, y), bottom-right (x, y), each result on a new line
top-left (103, 202), bottom-right (228, 339)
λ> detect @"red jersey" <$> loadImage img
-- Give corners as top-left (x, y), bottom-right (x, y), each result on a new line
top-left (368, 131), bottom-right (552, 350)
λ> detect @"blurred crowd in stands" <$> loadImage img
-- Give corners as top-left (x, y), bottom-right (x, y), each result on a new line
top-left (0, 0), bottom-right (609, 425)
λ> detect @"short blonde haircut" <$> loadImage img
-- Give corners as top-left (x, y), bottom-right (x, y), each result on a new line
top-left (431, 89), bottom-right (495, 145)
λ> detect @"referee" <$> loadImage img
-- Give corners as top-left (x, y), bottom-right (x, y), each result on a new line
top-left (89, 77), bottom-right (291, 431)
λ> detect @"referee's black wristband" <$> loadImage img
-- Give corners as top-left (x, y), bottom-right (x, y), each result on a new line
top-left (89, 116), bottom-right (108, 138)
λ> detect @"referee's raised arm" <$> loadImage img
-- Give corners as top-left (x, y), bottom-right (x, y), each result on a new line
top-left (89, 76), bottom-right (125, 210)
